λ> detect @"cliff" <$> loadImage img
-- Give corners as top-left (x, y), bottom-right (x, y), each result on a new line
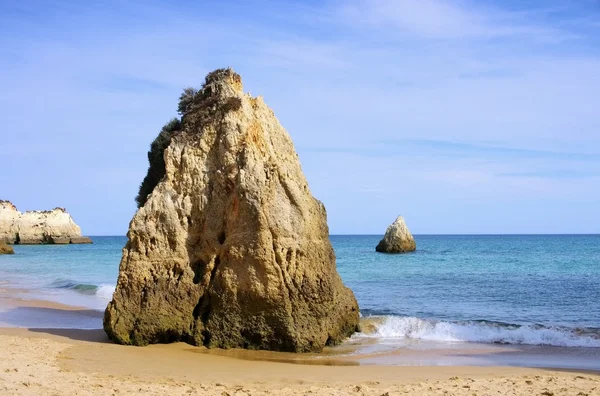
top-left (0, 200), bottom-right (91, 244)
top-left (104, 68), bottom-right (359, 352)
top-left (376, 215), bottom-right (416, 253)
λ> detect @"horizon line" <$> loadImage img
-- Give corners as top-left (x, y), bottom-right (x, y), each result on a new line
top-left (86, 233), bottom-right (600, 237)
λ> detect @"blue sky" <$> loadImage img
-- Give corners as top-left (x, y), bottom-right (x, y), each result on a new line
top-left (1, 0), bottom-right (599, 235)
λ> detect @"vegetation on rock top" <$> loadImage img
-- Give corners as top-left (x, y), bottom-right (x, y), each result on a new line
top-left (135, 69), bottom-right (243, 208)
top-left (135, 118), bottom-right (182, 208)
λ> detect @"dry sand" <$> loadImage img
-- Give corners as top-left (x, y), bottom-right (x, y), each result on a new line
top-left (0, 326), bottom-right (598, 396)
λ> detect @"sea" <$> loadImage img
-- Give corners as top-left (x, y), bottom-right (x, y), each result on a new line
top-left (1, 235), bottom-right (599, 369)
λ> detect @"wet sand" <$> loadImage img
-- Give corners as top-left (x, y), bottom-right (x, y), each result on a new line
top-left (346, 337), bottom-right (600, 370)
top-left (1, 327), bottom-right (599, 395)
top-left (0, 297), bottom-right (599, 395)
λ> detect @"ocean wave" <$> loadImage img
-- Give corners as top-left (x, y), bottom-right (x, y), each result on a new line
top-left (49, 279), bottom-right (115, 299)
top-left (96, 284), bottom-right (116, 299)
top-left (359, 316), bottom-right (600, 348)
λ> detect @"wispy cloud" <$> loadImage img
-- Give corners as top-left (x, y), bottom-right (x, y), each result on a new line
top-left (497, 170), bottom-right (600, 179)
top-left (337, 0), bottom-right (577, 41)
top-left (1, 0), bottom-right (599, 234)
top-left (389, 140), bottom-right (600, 161)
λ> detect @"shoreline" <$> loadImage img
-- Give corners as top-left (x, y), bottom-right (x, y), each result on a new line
top-left (1, 295), bottom-right (600, 369)
top-left (1, 327), bottom-right (599, 395)
top-left (0, 292), bottom-right (104, 330)
top-left (1, 293), bottom-right (599, 394)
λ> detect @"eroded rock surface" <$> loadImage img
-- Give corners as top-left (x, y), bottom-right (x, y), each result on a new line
top-left (0, 240), bottom-right (14, 254)
top-left (0, 201), bottom-right (91, 244)
top-left (375, 215), bottom-right (416, 253)
top-left (104, 68), bottom-right (359, 352)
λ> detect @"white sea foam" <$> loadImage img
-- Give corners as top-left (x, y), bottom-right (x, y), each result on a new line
top-left (96, 284), bottom-right (116, 300)
top-left (363, 316), bottom-right (600, 348)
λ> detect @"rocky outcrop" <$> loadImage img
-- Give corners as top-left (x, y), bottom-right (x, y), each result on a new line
top-left (0, 201), bottom-right (91, 244)
top-left (376, 215), bottom-right (416, 253)
top-left (104, 68), bottom-right (359, 352)
top-left (0, 201), bottom-right (19, 244)
top-left (0, 240), bottom-right (14, 254)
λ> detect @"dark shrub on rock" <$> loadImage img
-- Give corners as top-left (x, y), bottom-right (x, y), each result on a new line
top-left (135, 118), bottom-right (182, 208)
top-left (177, 87), bottom-right (198, 115)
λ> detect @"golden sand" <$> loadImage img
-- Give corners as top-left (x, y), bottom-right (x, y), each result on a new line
top-left (0, 326), bottom-right (598, 395)
top-left (0, 297), bottom-right (598, 395)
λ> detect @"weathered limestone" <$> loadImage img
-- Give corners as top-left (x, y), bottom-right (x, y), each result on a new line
top-left (376, 215), bottom-right (416, 253)
top-left (0, 200), bottom-right (91, 244)
top-left (104, 68), bottom-right (359, 352)
top-left (0, 201), bottom-right (19, 244)
top-left (0, 240), bottom-right (14, 254)
top-left (70, 236), bottom-right (93, 244)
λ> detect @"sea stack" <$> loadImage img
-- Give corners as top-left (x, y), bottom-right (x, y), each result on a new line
top-left (0, 200), bottom-right (92, 244)
top-left (104, 68), bottom-right (359, 352)
top-left (376, 215), bottom-right (416, 253)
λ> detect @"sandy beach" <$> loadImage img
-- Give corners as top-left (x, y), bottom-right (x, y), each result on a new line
top-left (0, 299), bottom-right (597, 396)
top-left (1, 328), bottom-right (599, 396)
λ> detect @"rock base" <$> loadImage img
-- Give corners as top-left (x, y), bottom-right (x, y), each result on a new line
top-left (70, 237), bottom-right (93, 244)
top-left (14, 236), bottom-right (93, 245)
top-left (0, 240), bottom-right (14, 254)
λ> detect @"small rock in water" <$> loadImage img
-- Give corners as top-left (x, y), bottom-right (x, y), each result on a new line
top-left (375, 215), bottom-right (416, 253)
top-left (0, 240), bottom-right (14, 254)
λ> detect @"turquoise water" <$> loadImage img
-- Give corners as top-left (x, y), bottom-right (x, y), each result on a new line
top-left (1, 235), bottom-right (599, 349)
top-left (335, 235), bottom-right (600, 349)
top-left (0, 237), bottom-right (121, 310)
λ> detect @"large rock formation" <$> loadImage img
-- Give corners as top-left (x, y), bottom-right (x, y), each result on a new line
top-left (0, 201), bottom-right (92, 244)
top-left (375, 215), bottom-right (416, 253)
top-left (0, 240), bottom-right (14, 254)
top-left (104, 68), bottom-right (359, 352)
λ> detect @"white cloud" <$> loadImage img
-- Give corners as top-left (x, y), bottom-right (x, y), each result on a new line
top-left (338, 0), bottom-right (575, 42)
